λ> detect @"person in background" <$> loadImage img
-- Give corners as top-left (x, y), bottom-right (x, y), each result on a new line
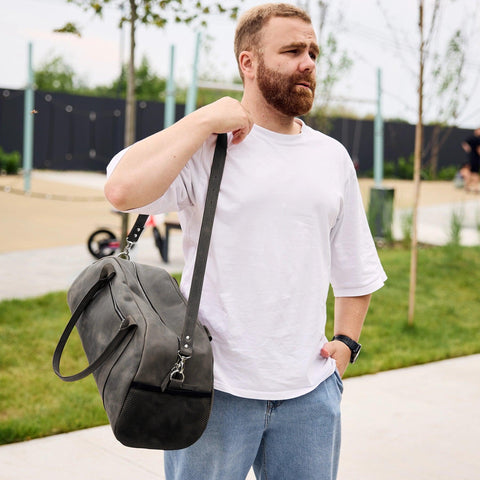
top-left (104, 3), bottom-right (387, 479)
top-left (461, 127), bottom-right (480, 192)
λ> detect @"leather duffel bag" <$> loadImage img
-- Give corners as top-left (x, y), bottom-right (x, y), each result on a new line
top-left (52, 133), bottom-right (226, 450)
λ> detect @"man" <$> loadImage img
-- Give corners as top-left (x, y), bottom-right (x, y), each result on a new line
top-left (461, 128), bottom-right (480, 192)
top-left (105, 3), bottom-right (386, 479)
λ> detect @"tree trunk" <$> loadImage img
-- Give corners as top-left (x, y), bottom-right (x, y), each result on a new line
top-left (125, 0), bottom-right (136, 148)
top-left (408, 0), bottom-right (424, 326)
top-left (120, 0), bottom-right (137, 250)
top-left (429, 124), bottom-right (440, 179)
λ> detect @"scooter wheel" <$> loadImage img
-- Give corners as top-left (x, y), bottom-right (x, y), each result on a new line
top-left (87, 229), bottom-right (118, 259)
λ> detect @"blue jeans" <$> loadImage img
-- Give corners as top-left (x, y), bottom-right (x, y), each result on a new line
top-left (164, 371), bottom-right (343, 480)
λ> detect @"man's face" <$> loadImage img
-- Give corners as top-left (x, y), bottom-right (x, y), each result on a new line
top-left (256, 54), bottom-right (316, 117)
top-left (255, 17), bottom-right (318, 117)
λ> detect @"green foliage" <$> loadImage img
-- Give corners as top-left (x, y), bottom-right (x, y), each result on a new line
top-left (431, 29), bottom-right (466, 121)
top-left (61, 0), bottom-right (240, 33)
top-left (383, 161), bottom-right (396, 178)
top-left (381, 160), bottom-right (458, 181)
top-left (306, 33), bottom-right (352, 132)
top-left (437, 165), bottom-right (458, 181)
top-left (0, 147), bottom-right (21, 175)
top-left (400, 210), bottom-right (413, 249)
top-left (397, 155), bottom-right (414, 179)
top-left (34, 56), bottom-right (85, 93)
top-left (196, 82), bottom-right (243, 107)
top-left (34, 54), bottom-right (174, 101)
top-left (53, 22), bottom-right (81, 36)
top-left (447, 209), bottom-right (464, 248)
top-left (389, 154), bottom-right (433, 180)
top-left (93, 56), bottom-right (169, 101)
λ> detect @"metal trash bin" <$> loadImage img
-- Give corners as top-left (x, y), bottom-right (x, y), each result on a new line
top-left (368, 186), bottom-right (395, 241)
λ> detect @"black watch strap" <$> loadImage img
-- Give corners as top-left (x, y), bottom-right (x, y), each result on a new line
top-left (332, 334), bottom-right (362, 363)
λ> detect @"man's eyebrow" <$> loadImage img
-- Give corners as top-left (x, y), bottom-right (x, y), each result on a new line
top-left (281, 41), bottom-right (320, 56)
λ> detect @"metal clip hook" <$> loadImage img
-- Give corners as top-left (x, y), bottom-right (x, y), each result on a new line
top-left (118, 240), bottom-right (135, 260)
top-left (169, 353), bottom-right (191, 382)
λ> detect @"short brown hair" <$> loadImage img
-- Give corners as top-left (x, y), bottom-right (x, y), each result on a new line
top-left (234, 3), bottom-right (312, 77)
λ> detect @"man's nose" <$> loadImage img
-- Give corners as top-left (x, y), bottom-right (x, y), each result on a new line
top-left (299, 52), bottom-right (316, 72)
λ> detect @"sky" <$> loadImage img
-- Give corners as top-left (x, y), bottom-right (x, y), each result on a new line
top-left (1, 0), bottom-right (479, 128)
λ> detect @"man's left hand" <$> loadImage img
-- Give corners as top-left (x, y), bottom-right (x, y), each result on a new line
top-left (320, 340), bottom-right (351, 377)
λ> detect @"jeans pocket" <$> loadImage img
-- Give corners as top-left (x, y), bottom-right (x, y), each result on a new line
top-left (333, 369), bottom-right (344, 394)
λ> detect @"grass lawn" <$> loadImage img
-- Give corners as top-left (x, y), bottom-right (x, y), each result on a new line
top-left (1, 247), bottom-right (479, 445)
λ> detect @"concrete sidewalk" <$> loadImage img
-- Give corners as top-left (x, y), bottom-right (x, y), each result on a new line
top-left (1, 354), bottom-right (479, 480)
top-left (0, 235), bottom-right (185, 301)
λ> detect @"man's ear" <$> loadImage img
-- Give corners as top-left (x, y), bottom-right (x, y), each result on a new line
top-left (238, 51), bottom-right (256, 80)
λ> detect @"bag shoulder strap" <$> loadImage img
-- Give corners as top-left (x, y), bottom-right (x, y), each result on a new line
top-left (180, 133), bottom-right (227, 357)
top-left (126, 134), bottom-right (227, 357)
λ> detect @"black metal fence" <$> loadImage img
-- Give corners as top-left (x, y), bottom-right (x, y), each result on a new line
top-left (0, 87), bottom-right (471, 175)
top-left (327, 116), bottom-right (470, 175)
top-left (0, 88), bottom-right (184, 171)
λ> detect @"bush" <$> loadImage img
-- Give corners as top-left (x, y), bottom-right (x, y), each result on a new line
top-left (397, 155), bottom-right (414, 179)
top-left (437, 165), bottom-right (458, 181)
top-left (383, 161), bottom-right (396, 179)
top-left (0, 147), bottom-right (21, 175)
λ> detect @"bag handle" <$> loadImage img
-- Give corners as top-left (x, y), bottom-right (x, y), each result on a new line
top-left (53, 134), bottom-right (227, 382)
top-left (52, 264), bottom-right (137, 382)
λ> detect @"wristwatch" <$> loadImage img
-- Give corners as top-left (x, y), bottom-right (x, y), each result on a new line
top-left (332, 335), bottom-right (362, 363)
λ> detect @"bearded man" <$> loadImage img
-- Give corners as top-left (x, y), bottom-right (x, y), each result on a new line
top-left (105, 3), bottom-right (386, 480)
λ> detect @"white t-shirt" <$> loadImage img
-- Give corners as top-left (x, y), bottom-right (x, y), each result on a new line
top-left (107, 121), bottom-right (387, 400)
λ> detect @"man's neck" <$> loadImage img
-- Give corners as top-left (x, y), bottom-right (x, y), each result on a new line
top-left (241, 94), bottom-right (302, 135)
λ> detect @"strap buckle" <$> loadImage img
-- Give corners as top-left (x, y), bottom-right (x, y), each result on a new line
top-left (169, 353), bottom-right (191, 382)
top-left (118, 240), bottom-right (135, 260)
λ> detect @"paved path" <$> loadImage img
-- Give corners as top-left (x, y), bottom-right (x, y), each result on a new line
top-left (0, 236), bottom-right (184, 301)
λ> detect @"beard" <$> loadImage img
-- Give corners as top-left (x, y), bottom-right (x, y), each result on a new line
top-left (256, 56), bottom-right (316, 117)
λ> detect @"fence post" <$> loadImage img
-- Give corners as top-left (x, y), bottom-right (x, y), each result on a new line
top-left (23, 42), bottom-right (34, 193)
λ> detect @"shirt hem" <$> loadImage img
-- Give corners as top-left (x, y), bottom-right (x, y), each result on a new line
top-left (213, 361), bottom-right (337, 401)
top-left (333, 273), bottom-right (387, 297)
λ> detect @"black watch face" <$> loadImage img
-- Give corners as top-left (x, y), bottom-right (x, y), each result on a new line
top-left (351, 345), bottom-right (361, 363)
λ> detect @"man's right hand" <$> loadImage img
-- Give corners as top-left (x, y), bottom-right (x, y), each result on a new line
top-left (200, 97), bottom-right (254, 145)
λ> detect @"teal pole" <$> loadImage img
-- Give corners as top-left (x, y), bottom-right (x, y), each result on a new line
top-left (373, 68), bottom-right (384, 186)
top-left (185, 32), bottom-right (201, 115)
top-left (164, 45), bottom-right (176, 128)
top-left (369, 67), bottom-right (394, 241)
top-left (23, 42), bottom-right (34, 193)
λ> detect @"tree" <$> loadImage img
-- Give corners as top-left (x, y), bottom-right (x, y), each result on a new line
top-left (34, 56), bottom-right (85, 93)
top-left (33, 53), bottom-right (174, 102)
top-left (301, 0), bottom-right (353, 132)
top-left (377, 0), bottom-right (478, 325)
top-left (409, 0), bottom-right (426, 327)
top-left (376, 0), bottom-right (477, 176)
top-left (424, 28), bottom-right (469, 177)
top-left (94, 56), bottom-right (169, 101)
top-left (57, 0), bottom-right (241, 246)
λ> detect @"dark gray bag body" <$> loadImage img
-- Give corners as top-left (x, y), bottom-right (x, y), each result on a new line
top-left (53, 134), bottom-right (227, 450)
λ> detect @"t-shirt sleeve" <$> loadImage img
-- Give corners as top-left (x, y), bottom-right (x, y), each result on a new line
top-left (105, 144), bottom-right (204, 215)
top-left (329, 161), bottom-right (387, 297)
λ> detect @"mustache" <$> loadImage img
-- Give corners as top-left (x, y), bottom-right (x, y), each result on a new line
top-left (291, 73), bottom-right (316, 91)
